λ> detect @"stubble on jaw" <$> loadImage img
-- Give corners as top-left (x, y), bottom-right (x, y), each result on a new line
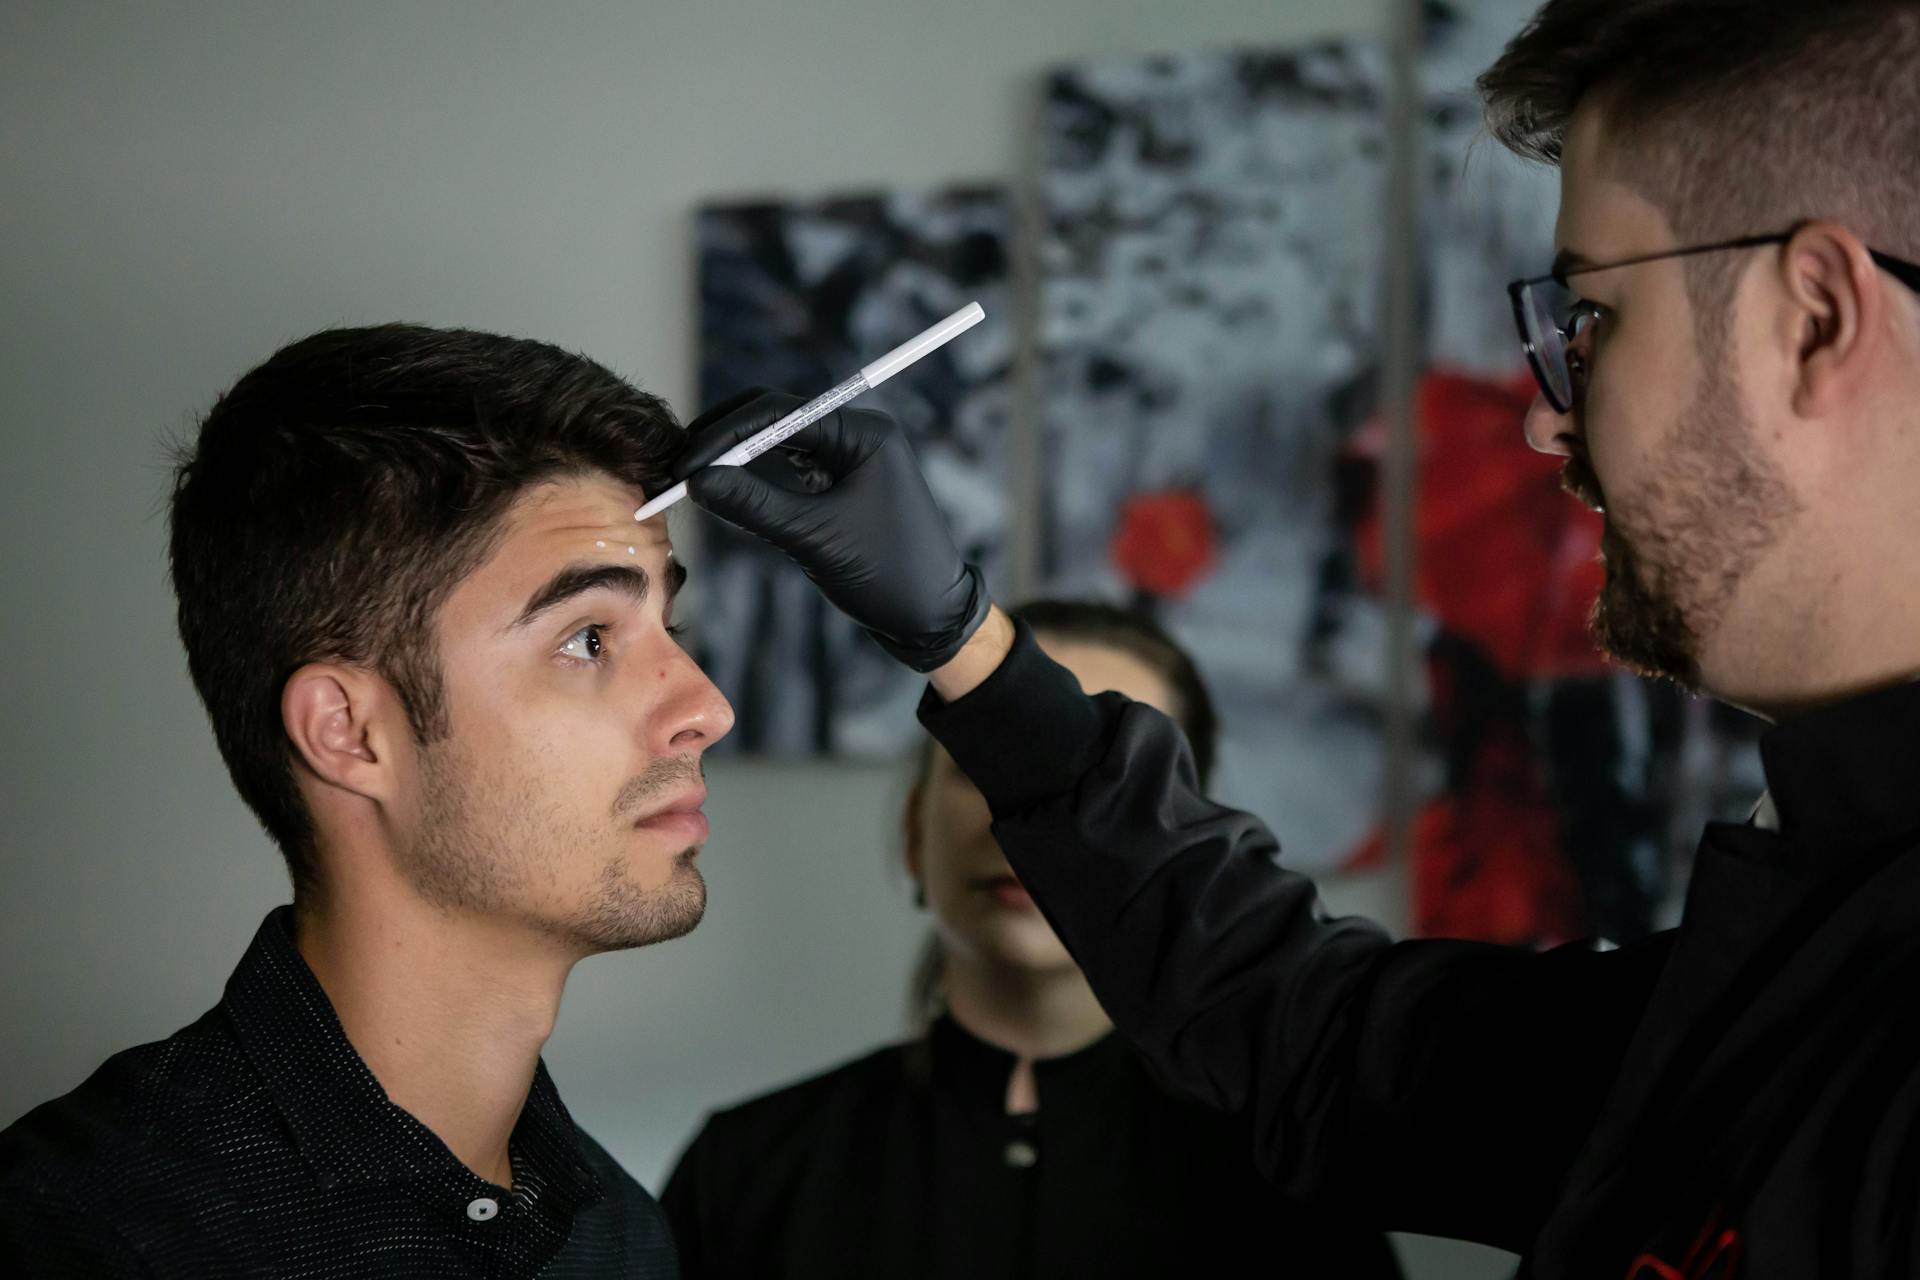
top-left (1561, 364), bottom-right (1800, 691)
top-left (401, 744), bottom-right (710, 953)
top-left (569, 846), bottom-right (707, 953)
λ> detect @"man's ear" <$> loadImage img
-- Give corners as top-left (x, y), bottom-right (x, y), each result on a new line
top-left (281, 663), bottom-right (402, 804)
top-left (1781, 220), bottom-right (1883, 419)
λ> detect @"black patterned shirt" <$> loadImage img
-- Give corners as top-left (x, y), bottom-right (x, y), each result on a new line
top-left (0, 907), bottom-right (676, 1278)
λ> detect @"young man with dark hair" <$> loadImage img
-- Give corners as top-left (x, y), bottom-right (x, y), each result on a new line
top-left (672, 2), bottom-right (1920, 1274)
top-left (0, 325), bottom-right (733, 1277)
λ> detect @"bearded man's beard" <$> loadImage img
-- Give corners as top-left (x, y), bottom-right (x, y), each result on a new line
top-left (1561, 361), bottom-right (1798, 692)
top-left (1591, 515), bottom-right (1704, 689)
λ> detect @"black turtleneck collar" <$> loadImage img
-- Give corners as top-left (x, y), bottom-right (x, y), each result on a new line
top-left (1754, 677), bottom-right (1920, 843)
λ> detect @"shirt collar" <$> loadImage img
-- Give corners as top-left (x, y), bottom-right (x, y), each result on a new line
top-left (1755, 677), bottom-right (1920, 842)
top-left (221, 906), bottom-right (602, 1216)
top-left (928, 1012), bottom-right (1123, 1113)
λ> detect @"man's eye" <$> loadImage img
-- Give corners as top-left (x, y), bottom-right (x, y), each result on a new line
top-left (558, 624), bottom-right (608, 665)
top-left (1566, 301), bottom-right (1604, 382)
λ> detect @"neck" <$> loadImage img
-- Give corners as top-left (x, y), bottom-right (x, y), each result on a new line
top-left (1716, 549), bottom-right (1920, 721)
top-left (942, 954), bottom-right (1112, 1064)
top-left (293, 881), bottom-right (575, 1188)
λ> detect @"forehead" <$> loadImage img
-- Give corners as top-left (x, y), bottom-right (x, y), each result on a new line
top-left (440, 474), bottom-right (673, 630)
top-left (498, 474), bottom-right (668, 560)
top-left (1555, 99), bottom-right (1675, 264)
top-left (1039, 637), bottom-right (1178, 718)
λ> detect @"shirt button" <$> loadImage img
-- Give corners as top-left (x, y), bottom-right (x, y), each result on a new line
top-left (1004, 1139), bottom-right (1038, 1168)
top-left (467, 1197), bottom-right (499, 1222)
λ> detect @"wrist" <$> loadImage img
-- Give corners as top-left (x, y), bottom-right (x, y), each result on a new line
top-left (928, 605), bottom-right (1015, 703)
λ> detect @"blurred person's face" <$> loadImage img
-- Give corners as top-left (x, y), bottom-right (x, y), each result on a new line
top-left (1522, 100), bottom-right (1804, 698)
top-left (387, 474), bottom-right (734, 954)
top-left (906, 637), bottom-right (1179, 978)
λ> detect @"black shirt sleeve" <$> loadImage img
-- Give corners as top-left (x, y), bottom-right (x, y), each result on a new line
top-left (920, 619), bottom-right (1673, 1250)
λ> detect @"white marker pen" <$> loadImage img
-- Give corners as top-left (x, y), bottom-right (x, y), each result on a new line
top-left (633, 301), bottom-right (985, 522)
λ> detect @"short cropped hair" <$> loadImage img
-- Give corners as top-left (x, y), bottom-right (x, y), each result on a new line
top-left (1479, 0), bottom-right (1920, 309)
top-left (169, 325), bottom-right (682, 894)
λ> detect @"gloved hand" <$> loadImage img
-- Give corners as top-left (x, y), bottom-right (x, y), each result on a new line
top-left (672, 389), bottom-right (991, 673)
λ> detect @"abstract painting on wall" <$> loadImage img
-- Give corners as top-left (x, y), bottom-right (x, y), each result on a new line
top-left (1033, 41), bottom-right (1394, 872)
top-left (692, 187), bottom-right (1014, 756)
top-left (688, 17), bottom-right (1766, 926)
top-left (1406, 0), bottom-right (1766, 945)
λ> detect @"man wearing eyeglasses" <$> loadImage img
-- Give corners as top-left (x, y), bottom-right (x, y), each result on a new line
top-left (663, 1), bottom-right (1920, 1275)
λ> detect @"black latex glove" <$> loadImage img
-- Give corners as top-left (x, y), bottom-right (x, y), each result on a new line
top-left (672, 389), bottom-right (991, 673)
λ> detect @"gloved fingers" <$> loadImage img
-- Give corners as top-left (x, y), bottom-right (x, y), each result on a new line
top-left (671, 390), bottom-right (807, 480)
top-left (781, 405), bottom-right (894, 476)
top-left (684, 461), bottom-right (821, 545)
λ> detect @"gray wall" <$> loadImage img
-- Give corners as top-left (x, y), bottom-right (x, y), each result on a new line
top-left (0, 3), bottom-right (1515, 1275)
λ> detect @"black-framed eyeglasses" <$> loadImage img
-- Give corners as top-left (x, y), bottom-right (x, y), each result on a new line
top-left (1508, 232), bottom-right (1920, 414)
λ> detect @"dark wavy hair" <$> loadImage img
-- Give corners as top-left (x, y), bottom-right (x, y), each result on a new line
top-left (169, 324), bottom-right (682, 895)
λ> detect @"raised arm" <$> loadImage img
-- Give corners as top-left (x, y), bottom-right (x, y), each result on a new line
top-left (675, 396), bottom-right (1671, 1248)
top-left (919, 615), bottom-right (1669, 1246)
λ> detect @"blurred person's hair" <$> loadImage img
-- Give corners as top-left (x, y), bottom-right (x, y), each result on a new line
top-left (169, 324), bottom-right (682, 898)
top-left (1478, 0), bottom-right (1920, 336)
top-left (1009, 599), bottom-right (1219, 788)
top-left (904, 598), bottom-right (1220, 1029)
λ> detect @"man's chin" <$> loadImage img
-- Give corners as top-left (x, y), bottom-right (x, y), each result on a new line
top-left (571, 851), bottom-right (707, 953)
top-left (1593, 578), bottom-right (1702, 691)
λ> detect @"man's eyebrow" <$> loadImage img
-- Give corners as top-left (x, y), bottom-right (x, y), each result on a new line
top-left (509, 563), bottom-right (657, 630)
top-left (1551, 247), bottom-right (1594, 285)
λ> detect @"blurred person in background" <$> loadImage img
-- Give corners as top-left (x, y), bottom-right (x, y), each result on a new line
top-left (661, 600), bottom-right (1400, 1279)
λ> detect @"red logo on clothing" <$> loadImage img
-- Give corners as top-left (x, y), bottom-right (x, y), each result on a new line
top-left (1625, 1213), bottom-right (1742, 1279)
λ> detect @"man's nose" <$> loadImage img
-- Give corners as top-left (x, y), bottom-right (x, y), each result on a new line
top-left (1523, 391), bottom-right (1577, 457)
top-left (656, 645), bottom-right (736, 754)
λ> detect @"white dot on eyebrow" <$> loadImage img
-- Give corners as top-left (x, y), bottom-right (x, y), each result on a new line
top-left (595, 541), bottom-right (607, 549)
top-left (627, 546), bottom-right (636, 555)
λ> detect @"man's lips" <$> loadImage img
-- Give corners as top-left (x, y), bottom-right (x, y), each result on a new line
top-left (971, 873), bottom-right (1035, 911)
top-left (633, 787), bottom-right (708, 841)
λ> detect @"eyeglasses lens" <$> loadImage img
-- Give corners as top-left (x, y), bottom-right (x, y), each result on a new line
top-left (1519, 279), bottom-right (1576, 412)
